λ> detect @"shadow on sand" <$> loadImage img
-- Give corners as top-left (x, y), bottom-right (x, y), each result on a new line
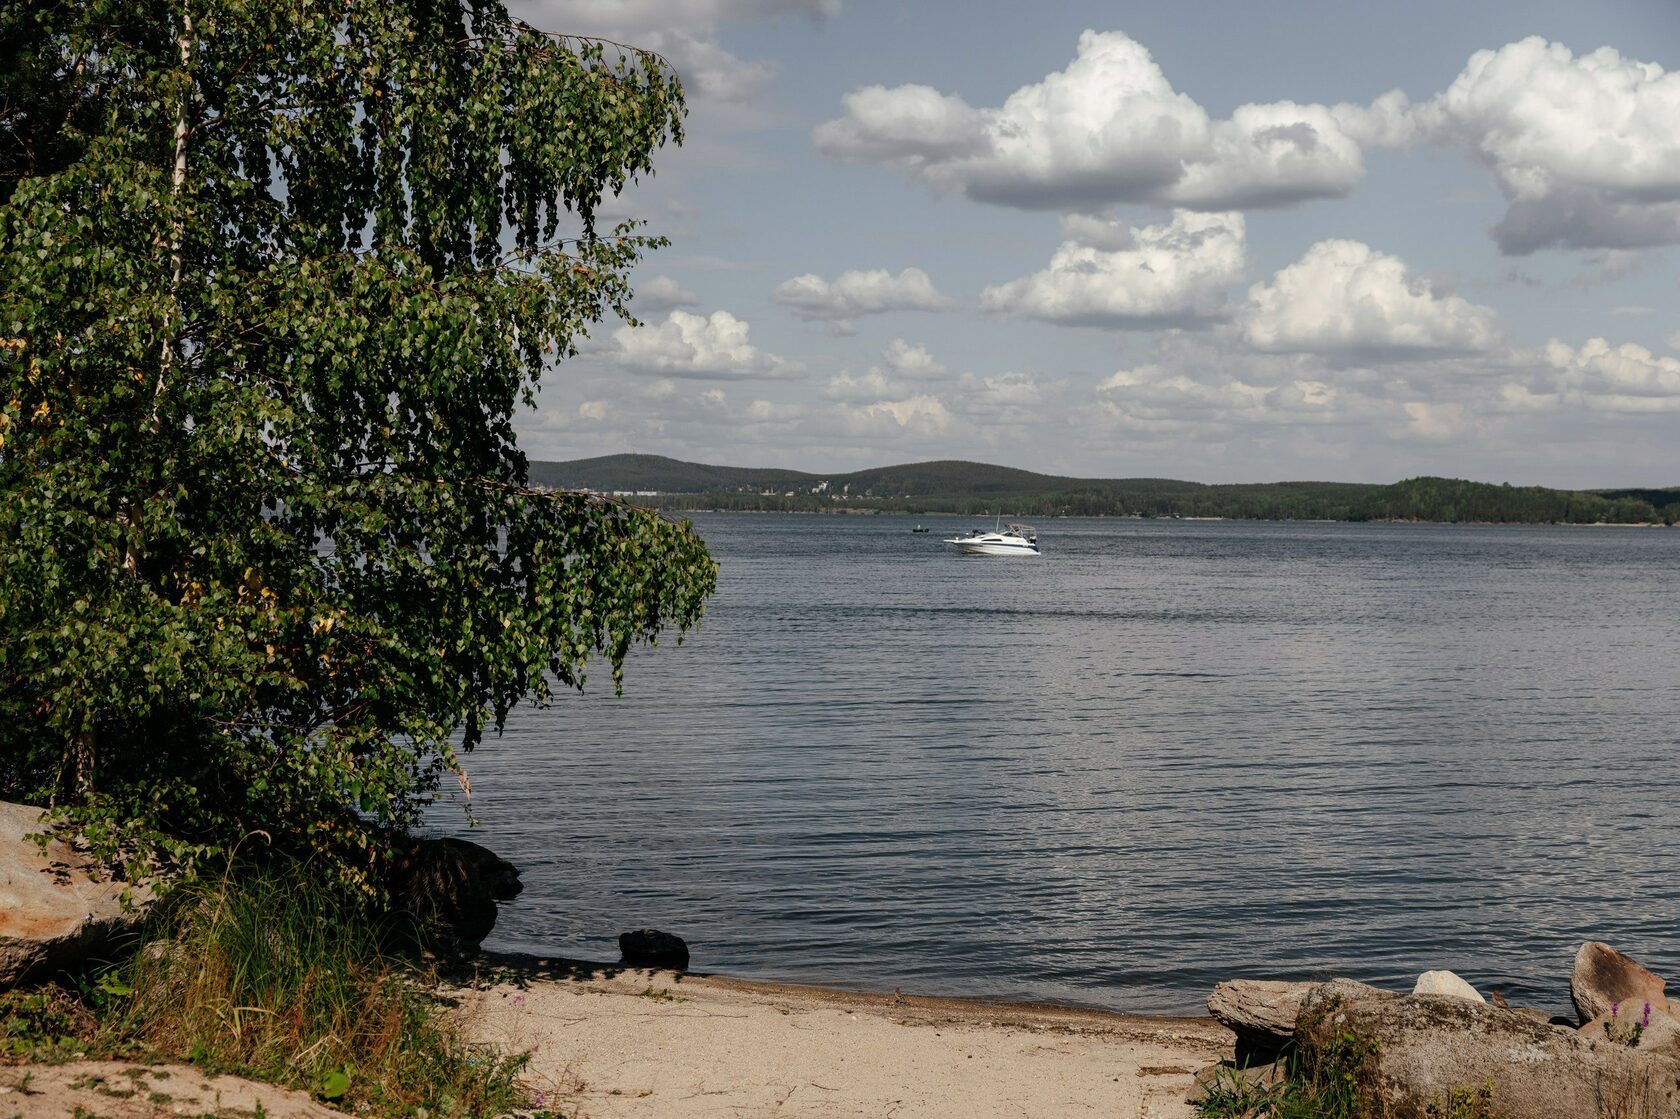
top-left (454, 950), bottom-right (696, 989)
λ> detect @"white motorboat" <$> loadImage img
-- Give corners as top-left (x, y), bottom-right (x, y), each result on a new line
top-left (945, 520), bottom-right (1040, 556)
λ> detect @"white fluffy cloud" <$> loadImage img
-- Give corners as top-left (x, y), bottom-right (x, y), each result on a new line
top-left (1502, 338), bottom-right (1680, 413)
top-left (836, 395), bottom-right (954, 437)
top-left (878, 338), bottom-right (949, 380)
top-left (546, 0), bottom-right (836, 23)
top-left (633, 275), bottom-right (700, 313)
top-left (981, 210), bottom-right (1245, 328)
top-left (820, 339), bottom-right (950, 402)
top-left (508, 0), bottom-right (836, 104)
top-left (611, 309), bottom-right (800, 378)
top-left (1242, 240), bottom-right (1501, 358)
top-left (1413, 37), bottom-right (1680, 253)
top-left (1097, 365), bottom-right (1345, 428)
top-left (820, 369), bottom-right (899, 403)
top-left (772, 267), bottom-right (957, 321)
top-left (814, 30), bottom-right (1373, 212)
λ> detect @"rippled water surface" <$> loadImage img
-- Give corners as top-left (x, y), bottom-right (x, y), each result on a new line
top-left (445, 515), bottom-right (1680, 1014)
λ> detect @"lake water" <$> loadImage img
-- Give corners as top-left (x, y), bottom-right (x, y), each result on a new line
top-left (446, 514), bottom-right (1680, 1016)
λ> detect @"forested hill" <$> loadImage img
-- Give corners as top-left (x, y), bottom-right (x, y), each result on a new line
top-left (529, 454), bottom-right (1675, 525)
top-left (528, 454), bottom-right (1091, 497)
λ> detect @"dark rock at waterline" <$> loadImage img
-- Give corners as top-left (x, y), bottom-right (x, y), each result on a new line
top-left (1572, 940), bottom-right (1670, 1026)
top-left (388, 836), bottom-right (522, 955)
top-left (1296, 984), bottom-right (1680, 1119)
top-left (1, 800), bottom-right (152, 989)
top-left (619, 927), bottom-right (689, 970)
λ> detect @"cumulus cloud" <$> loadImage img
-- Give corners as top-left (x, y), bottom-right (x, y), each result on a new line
top-left (1097, 364), bottom-right (1345, 429)
top-left (1502, 338), bottom-right (1680, 413)
top-left (1056, 212), bottom-right (1137, 252)
top-left (820, 340), bottom-right (950, 402)
top-left (981, 210), bottom-right (1245, 328)
top-left (819, 370), bottom-right (899, 403)
top-left (634, 275), bottom-right (701, 313)
top-left (836, 395), bottom-right (954, 437)
top-left (1413, 37), bottom-right (1680, 253)
top-left (814, 30), bottom-right (1376, 212)
top-left (961, 371), bottom-right (1049, 412)
top-left (1241, 240), bottom-right (1502, 358)
top-left (545, 0), bottom-right (837, 24)
top-left (611, 309), bottom-right (801, 378)
top-left (509, 0), bottom-right (836, 105)
top-left (644, 32), bottom-right (777, 102)
top-left (772, 267), bottom-right (957, 321)
top-left (878, 338), bottom-right (949, 380)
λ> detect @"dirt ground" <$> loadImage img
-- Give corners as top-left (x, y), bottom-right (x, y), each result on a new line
top-left (0, 1060), bottom-right (340, 1118)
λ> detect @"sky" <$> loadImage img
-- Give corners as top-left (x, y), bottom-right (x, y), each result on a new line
top-left (504, 0), bottom-right (1680, 486)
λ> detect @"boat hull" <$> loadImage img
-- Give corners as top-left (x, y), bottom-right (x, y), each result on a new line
top-left (950, 539), bottom-right (1039, 556)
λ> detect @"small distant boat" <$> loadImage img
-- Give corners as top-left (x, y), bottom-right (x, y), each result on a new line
top-left (912, 524), bottom-right (930, 533)
top-left (945, 519), bottom-right (1040, 556)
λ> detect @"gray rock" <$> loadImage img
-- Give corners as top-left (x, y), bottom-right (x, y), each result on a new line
top-left (1208, 979), bottom-right (1315, 1042)
top-left (1, 801), bottom-right (149, 988)
top-left (1414, 969), bottom-right (1486, 1003)
top-left (619, 927), bottom-right (689, 970)
top-left (1208, 976), bottom-right (1387, 1063)
top-left (388, 835), bottom-right (522, 956)
top-left (1572, 941), bottom-right (1669, 1026)
top-left (1297, 987), bottom-right (1680, 1119)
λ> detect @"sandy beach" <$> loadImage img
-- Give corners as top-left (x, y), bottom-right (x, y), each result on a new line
top-left (460, 956), bottom-right (1233, 1119)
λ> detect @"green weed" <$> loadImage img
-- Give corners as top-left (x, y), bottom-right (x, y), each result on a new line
top-left (0, 987), bottom-right (92, 1060)
top-left (1426, 1083), bottom-right (1504, 1119)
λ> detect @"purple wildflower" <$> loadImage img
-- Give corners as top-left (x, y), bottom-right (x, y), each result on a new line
top-left (1642, 1002), bottom-right (1652, 1028)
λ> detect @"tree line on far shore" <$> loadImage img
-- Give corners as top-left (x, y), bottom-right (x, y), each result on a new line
top-left (630, 476), bottom-right (1675, 525)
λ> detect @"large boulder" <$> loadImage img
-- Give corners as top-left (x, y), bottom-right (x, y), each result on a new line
top-left (1297, 985), bottom-right (1680, 1119)
top-left (1573, 942), bottom-right (1669, 1026)
top-left (1, 801), bottom-right (149, 988)
top-left (387, 835), bottom-right (522, 956)
top-left (1208, 977), bottom-right (1387, 1063)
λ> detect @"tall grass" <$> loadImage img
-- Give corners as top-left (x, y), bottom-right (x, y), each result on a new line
top-left (94, 866), bottom-right (530, 1117)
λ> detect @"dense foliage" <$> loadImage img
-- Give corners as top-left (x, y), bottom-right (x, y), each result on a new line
top-left (0, 1), bottom-right (717, 892)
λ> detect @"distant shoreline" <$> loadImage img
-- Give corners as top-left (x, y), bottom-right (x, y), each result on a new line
top-left (531, 454), bottom-right (1679, 526)
top-left (645, 506), bottom-right (1676, 528)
